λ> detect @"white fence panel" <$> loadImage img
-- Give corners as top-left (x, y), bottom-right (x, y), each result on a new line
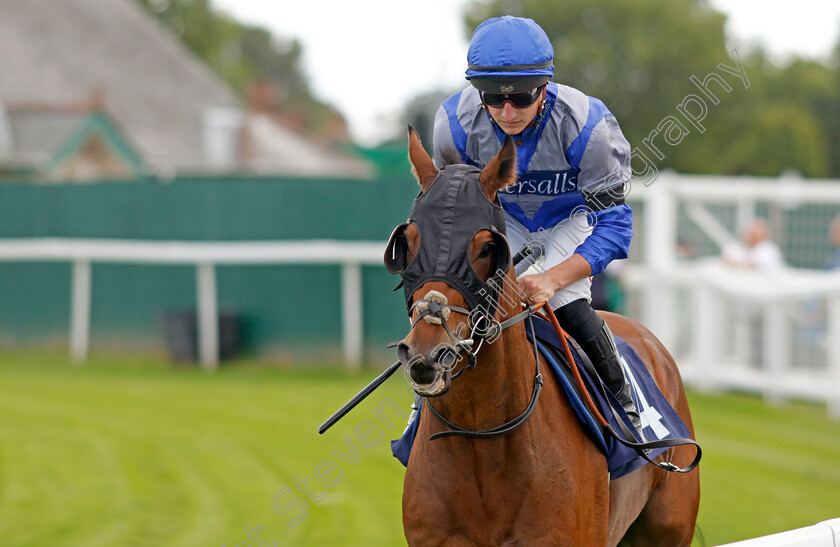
top-left (717, 518), bottom-right (840, 546)
top-left (626, 172), bottom-right (840, 418)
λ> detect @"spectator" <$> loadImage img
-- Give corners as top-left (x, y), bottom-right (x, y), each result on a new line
top-left (725, 219), bottom-right (784, 271)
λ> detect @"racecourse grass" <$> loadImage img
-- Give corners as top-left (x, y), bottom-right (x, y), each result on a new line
top-left (0, 350), bottom-right (838, 546)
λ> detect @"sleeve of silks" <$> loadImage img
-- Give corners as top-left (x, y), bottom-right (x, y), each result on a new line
top-left (573, 204), bottom-right (633, 277)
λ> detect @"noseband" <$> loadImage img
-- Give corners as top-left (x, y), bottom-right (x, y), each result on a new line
top-left (405, 287), bottom-right (545, 440)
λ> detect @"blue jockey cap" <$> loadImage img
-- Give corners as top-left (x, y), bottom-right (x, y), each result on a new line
top-left (466, 16), bottom-right (555, 93)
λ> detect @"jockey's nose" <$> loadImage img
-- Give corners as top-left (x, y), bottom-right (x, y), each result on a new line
top-left (499, 102), bottom-right (518, 121)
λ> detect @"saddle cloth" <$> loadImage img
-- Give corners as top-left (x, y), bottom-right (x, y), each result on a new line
top-left (391, 316), bottom-right (692, 479)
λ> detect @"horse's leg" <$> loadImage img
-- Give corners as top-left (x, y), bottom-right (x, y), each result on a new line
top-left (606, 464), bottom-right (660, 546)
top-left (618, 451), bottom-right (700, 546)
top-left (618, 389), bottom-right (700, 546)
top-left (602, 314), bottom-right (701, 546)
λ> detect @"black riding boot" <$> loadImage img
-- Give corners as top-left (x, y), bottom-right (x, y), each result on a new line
top-left (579, 321), bottom-right (644, 439)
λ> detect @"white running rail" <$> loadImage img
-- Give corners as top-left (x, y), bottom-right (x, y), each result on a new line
top-left (0, 238), bottom-right (386, 370)
top-left (717, 518), bottom-right (840, 546)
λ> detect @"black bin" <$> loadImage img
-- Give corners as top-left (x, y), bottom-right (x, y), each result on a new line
top-left (161, 309), bottom-right (241, 364)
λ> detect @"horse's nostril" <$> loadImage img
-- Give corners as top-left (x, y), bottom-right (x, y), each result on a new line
top-left (432, 346), bottom-right (458, 371)
top-left (397, 342), bottom-right (412, 365)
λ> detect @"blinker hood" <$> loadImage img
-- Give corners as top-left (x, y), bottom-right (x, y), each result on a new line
top-left (385, 164), bottom-right (511, 318)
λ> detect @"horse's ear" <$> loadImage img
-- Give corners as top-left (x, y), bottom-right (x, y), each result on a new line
top-left (408, 125), bottom-right (438, 192)
top-left (479, 135), bottom-right (518, 200)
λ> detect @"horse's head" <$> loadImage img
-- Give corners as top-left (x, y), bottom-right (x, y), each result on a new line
top-left (385, 127), bottom-right (518, 396)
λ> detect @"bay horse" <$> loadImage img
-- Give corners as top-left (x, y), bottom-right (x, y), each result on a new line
top-left (388, 127), bottom-right (700, 546)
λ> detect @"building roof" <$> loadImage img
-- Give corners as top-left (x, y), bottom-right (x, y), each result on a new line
top-left (0, 0), bottom-right (372, 179)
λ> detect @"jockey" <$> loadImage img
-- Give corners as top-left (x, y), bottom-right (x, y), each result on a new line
top-left (432, 16), bottom-right (641, 434)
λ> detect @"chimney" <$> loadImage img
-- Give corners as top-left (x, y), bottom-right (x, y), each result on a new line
top-left (203, 107), bottom-right (243, 170)
top-left (0, 102), bottom-right (11, 160)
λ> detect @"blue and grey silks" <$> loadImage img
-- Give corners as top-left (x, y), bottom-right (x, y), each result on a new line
top-left (433, 83), bottom-right (634, 277)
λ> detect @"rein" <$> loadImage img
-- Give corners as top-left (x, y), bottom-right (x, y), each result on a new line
top-left (414, 295), bottom-right (701, 474)
top-left (542, 307), bottom-right (702, 474)
top-left (407, 294), bottom-right (542, 440)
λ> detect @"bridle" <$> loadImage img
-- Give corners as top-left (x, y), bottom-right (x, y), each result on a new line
top-left (408, 289), bottom-right (702, 474)
top-left (402, 245), bottom-right (546, 440)
top-left (385, 163), bottom-right (699, 472)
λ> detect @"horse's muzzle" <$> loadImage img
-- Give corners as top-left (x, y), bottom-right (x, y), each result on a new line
top-left (397, 341), bottom-right (452, 397)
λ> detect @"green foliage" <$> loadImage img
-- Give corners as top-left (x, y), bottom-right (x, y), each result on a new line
top-left (1, 350), bottom-right (839, 545)
top-left (461, 0), bottom-right (840, 177)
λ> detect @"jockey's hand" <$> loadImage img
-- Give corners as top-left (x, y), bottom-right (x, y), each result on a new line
top-left (517, 254), bottom-right (594, 304)
top-left (517, 273), bottom-right (555, 304)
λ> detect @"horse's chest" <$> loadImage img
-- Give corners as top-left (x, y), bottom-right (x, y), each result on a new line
top-left (404, 464), bottom-right (571, 542)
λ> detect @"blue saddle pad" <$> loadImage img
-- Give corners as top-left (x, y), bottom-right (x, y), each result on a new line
top-left (391, 316), bottom-right (692, 480)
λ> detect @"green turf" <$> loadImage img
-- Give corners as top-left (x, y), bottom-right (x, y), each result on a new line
top-left (690, 390), bottom-right (840, 545)
top-left (0, 350), bottom-right (838, 546)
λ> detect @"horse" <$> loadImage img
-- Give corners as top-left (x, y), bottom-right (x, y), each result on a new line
top-left (387, 127), bottom-right (700, 546)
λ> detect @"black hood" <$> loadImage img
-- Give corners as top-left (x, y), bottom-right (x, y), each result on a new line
top-left (385, 164), bottom-right (511, 318)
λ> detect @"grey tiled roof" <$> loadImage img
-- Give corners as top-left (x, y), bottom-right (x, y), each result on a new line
top-left (4, 109), bottom-right (87, 168)
top-left (0, 0), bottom-right (371, 178)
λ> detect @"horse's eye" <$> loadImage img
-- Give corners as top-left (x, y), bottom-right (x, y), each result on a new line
top-left (478, 242), bottom-right (494, 259)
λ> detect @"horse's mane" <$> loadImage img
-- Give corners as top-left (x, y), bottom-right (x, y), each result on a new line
top-left (438, 146), bottom-right (464, 168)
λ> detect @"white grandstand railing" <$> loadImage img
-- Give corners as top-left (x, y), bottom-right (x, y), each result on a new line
top-left (622, 260), bottom-right (840, 418)
top-left (633, 173), bottom-right (840, 418)
top-left (717, 518), bottom-right (840, 546)
top-left (0, 238), bottom-right (386, 370)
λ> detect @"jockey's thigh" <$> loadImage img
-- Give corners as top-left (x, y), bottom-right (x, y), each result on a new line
top-left (504, 211), bottom-right (593, 310)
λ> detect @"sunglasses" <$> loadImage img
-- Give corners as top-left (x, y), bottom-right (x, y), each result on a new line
top-left (480, 83), bottom-right (546, 108)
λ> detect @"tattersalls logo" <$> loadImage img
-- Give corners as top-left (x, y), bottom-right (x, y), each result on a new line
top-left (499, 170), bottom-right (579, 195)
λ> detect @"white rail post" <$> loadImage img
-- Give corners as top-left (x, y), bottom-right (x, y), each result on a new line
top-left (827, 295), bottom-right (840, 418)
top-left (762, 301), bottom-right (789, 405)
top-left (70, 259), bottom-right (92, 364)
top-left (196, 262), bottom-right (219, 371)
top-left (692, 283), bottom-right (722, 391)
top-left (341, 262), bottom-right (363, 371)
top-left (641, 173), bottom-right (677, 347)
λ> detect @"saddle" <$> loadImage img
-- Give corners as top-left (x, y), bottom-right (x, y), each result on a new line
top-left (525, 316), bottom-right (693, 478)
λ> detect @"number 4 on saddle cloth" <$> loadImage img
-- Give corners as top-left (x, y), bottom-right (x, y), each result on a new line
top-left (391, 315), bottom-right (693, 480)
